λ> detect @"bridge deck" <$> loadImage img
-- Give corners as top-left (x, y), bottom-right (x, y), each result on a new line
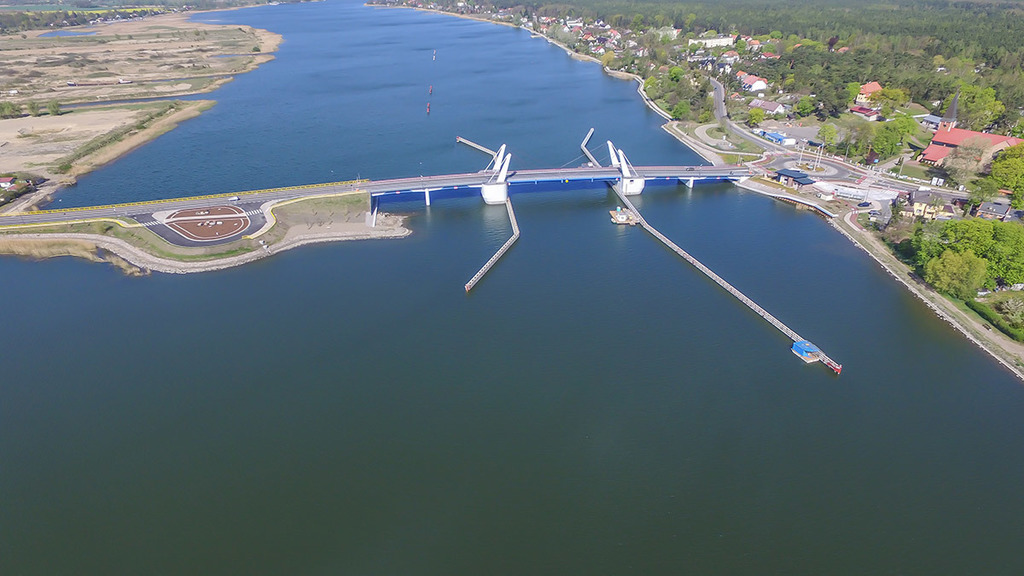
top-left (0, 165), bottom-right (753, 227)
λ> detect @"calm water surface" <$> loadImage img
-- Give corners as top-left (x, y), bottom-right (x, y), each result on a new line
top-left (3, 2), bottom-right (1024, 574)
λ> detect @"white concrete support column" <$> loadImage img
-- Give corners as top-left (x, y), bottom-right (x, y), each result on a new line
top-left (424, 189), bottom-right (431, 206)
top-left (480, 182), bottom-right (509, 204)
top-left (614, 177), bottom-right (646, 196)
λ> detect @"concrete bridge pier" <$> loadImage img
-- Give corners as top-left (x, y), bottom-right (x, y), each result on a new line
top-left (481, 182), bottom-right (508, 204)
top-left (684, 177), bottom-right (695, 189)
top-left (614, 177), bottom-right (646, 196)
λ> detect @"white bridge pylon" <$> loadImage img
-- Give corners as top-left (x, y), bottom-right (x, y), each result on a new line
top-left (606, 140), bottom-right (645, 196)
top-left (481, 143), bottom-right (512, 205)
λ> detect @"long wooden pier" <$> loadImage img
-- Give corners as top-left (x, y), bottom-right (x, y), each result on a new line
top-left (465, 197), bottom-right (520, 292)
top-left (455, 136), bottom-right (496, 157)
top-left (613, 189), bottom-right (842, 374)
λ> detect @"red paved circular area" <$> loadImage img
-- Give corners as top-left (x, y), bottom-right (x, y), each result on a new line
top-left (165, 205), bottom-right (251, 242)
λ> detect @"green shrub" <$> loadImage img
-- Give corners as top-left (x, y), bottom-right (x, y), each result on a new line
top-left (966, 299), bottom-right (1024, 342)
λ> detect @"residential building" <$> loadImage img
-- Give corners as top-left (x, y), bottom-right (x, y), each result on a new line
top-left (748, 99), bottom-right (785, 115)
top-left (0, 177), bottom-right (13, 190)
top-left (688, 34), bottom-right (735, 48)
top-left (855, 81), bottom-right (883, 106)
top-left (735, 70), bottom-right (767, 92)
top-left (849, 105), bottom-right (881, 121)
top-left (905, 188), bottom-right (954, 220)
top-left (917, 114), bottom-right (943, 131)
top-left (977, 200), bottom-right (1013, 220)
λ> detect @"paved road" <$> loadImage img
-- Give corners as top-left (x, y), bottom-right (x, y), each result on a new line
top-left (706, 76), bottom-right (959, 196)
top-left (708, 77), bottom-right (787, 154)
top-left (0, 165), bottom-right (755, 228)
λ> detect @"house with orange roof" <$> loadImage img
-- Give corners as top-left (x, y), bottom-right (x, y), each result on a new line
top-left (855, 81), bottom-right (883, 106)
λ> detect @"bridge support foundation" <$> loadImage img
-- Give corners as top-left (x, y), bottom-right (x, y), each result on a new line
top-left (424, 189), bottom-right (431, 206)
top-left (614, 177), bottom-right (645, 196)
top-left (480, 182), bottom-right (509, 205)
top-left (685, 178), bottom-right (695, 189)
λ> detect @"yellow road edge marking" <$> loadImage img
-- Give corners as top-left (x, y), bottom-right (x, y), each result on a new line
top-left (0, 217), bottom-right (143, 231)
top-left (0, 179), bottom-right (370, 218)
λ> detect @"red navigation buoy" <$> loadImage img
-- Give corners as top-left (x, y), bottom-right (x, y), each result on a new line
top-left (428, 85), bottom-right (433, 95)
top-left (426, 102), bottom-right (431, 114)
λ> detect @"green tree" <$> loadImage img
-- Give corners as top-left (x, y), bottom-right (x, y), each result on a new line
top-left (998, 297), bottom-right (1024, 328)
top-left (817, 123), bottom-right (839, 146)
top-left (735, 38), bottom-right (746, 52)
top-left (969, 178), bottom-right (1000, 209)
top-left (845, 82), bottom-right (861, 105)
top-left (795, 96), bottom-right (815, 117)
top-left (47, 100), bottom-right (60, 116)
top-left (890, 114), bottom-right (918, 138)
top-left (924, 249), bottom-right (988, 299)
top-left (671, 100), bottom-right (691, 120)
top-left (991, 143), bottom-right (1024, 204)
top-left (748, 107), bottom-right (765, 126)
top-left (668, 66), bottom-right (684, 82)
top-left (871, 125), bottom-right (903, 158)
top-left (869, 87), bottom-right (909, 114)
top-left (26, 101), bottom-right (40, 117)
top-left (952, 84), bottom-right (1005, 131)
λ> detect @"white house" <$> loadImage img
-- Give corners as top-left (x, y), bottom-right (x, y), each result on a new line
top-left (736, 71), bottom-right (768, 92)
top-left (688, 33), bottom-right (735, 48)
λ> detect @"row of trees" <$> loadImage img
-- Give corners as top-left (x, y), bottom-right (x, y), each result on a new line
top-left (0, 101), bottom-right (60, 119)
top-left (907, 217), bottom-right (1024, 298)
top-left (642, 67), bottom-right (712, 122)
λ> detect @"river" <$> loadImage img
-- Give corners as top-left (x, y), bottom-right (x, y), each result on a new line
top-left (3, 1), bottom-right (1024, 574)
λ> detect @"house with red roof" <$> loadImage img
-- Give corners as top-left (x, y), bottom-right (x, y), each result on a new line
top-left (735, 70), bottom-right (767, 92)
top-left (0, 177), bottom-right (14, 190)
top-left (919, 92), bottom-right (1023, 166)
top-left (849, 105), bottom-right (881, 121)
top-left (855, 81), bottom-right (883, 106)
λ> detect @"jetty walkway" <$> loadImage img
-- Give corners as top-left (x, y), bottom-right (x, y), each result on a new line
top-left (464, 197), bottom-right (519, 292)
top-left (613, 188), bottom-right (842, 375)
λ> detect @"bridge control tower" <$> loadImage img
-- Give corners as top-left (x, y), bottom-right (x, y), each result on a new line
top-left (607, 141), bottom-right (645, 196)
top-left (480, 144), bottom-right (512, 204)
